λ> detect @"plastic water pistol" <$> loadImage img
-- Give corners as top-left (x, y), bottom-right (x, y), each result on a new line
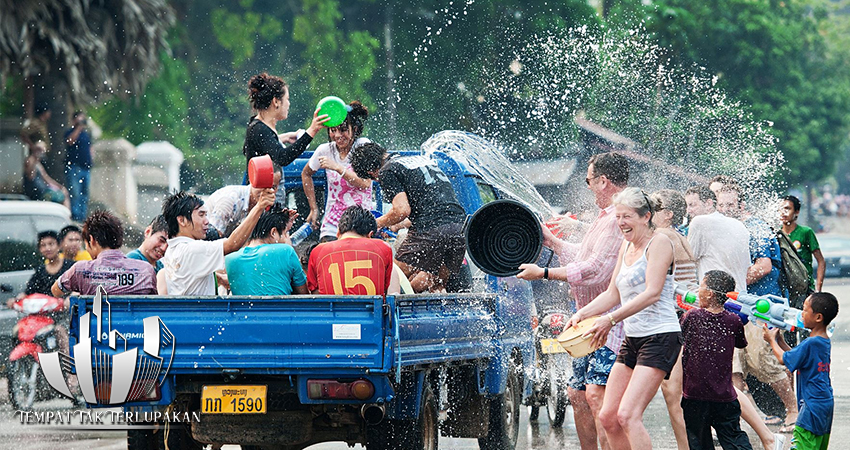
top-left (673, 284), bottom-right (804, 332)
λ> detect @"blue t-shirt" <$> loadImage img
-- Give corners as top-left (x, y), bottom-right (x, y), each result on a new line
top-left (744, 217), bottom-right (781, 296)
top-left (64, 128), bottom-right (92, 169)
top-left (225, 244), bottom-right (306, 295)
top-left (783, 336), bottom-right (833, 436)
top-left (126, 248), bottom-right (164, 273)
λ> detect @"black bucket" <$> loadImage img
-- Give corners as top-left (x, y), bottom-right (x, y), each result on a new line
top-left (465, 199), bottom-right (543, 277)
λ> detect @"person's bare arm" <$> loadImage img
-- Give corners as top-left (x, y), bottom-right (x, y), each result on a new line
top-left (222, 189), bottom-right (276, 255)
top-left (746, 257), bottom-right (772, 285)
top-left (763, 326), bottom-right (790, 364)
top-left (301, 164), bottom-right (320, 229)
top-left (387, 264), bottom-right (401, 295)
top-left (813, 248), bottom-right (825, 291)
top-left (156, 271), bottom-right (168, 294)
top-left (376, 192), bottom-right (411, 229)
top-left (50, 280), bottom-right (65, 298)
top-left (65, 126), bottom-right (84, 146)
top-left (293, 284), bottom-right (309, 295)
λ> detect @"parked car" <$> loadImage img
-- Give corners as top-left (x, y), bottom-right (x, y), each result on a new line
top-left (813, 234), bottom-right (850, 278)
top-left (0, 200), bottom-right (71, 377)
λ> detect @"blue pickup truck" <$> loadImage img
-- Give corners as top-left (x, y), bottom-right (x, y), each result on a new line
top-left (69, 149), bottom-right (537, 450)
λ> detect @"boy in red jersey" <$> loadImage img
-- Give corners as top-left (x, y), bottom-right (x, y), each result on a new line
top-left (307, 206), bottom-right (399, 296)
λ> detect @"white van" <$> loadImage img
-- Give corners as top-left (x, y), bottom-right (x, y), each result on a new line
top-left (0, 199), bottom-right (71, 377)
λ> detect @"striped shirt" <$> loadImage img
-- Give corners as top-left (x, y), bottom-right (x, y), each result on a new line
top-left (657, 227), bottom-right (699, 290)
top-left (560, 205), bottom-right (625, 354)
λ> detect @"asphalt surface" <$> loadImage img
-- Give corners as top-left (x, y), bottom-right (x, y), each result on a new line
top-left (1, 278), bottom-right (848, 450)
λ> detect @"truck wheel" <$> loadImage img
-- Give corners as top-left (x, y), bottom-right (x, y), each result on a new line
top-left (395, 385), bottom-right (439, 450)
top-left (127, 429), bottom-right (164, 450)
top-left (546, 362), bottom-right (568, 427)
top-left (478, 362), bottom-right (520, 450)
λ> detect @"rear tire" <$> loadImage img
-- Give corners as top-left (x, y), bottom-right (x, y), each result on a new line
top-left (478, 361), bottom-right (521, 450)
top-left (395, 384), bottom-right (439, 450)
top-left (9, 357), bottom-right (39, 410)
top-left (546, 363), bottom-right (568, 427)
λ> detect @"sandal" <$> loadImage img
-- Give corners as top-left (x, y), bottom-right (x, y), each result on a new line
top-left (764, 415), bottom-right (784, 426)
top-left (779, 422), bottom-right (796, 433)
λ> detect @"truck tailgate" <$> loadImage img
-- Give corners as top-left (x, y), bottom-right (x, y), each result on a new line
top-left (69, 295), bottom-right (388, 375)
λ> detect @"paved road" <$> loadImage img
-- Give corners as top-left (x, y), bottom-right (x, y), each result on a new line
top-left (2, 278), bottom-right (848, 450)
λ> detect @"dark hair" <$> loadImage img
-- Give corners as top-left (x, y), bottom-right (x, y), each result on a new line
top-left (329, 101), bottom-right (369, 142)
top-left (300, 242), bottom-right (321, 269)
top-left (58, 225), bottom-right (83, 243)
top-left (685, 185), bottom-right (716, 203)
top-left (72, 110), bottom-right (84, 119)
top-left (783, 195), bottom-right (801, 213)
top-left (250, 204), bottom-right (291, 240)
top-left (808, 292), bottom-right (839, 326)
top-left (248, 73), bottom-right (288, 111)
top-left (651, 189), bottom-right (686, 227)
top-left (83, 211), bottom-right (124, 249)
top-left (38, 230), bottom-right (59, 245)
top-left (149, 215), bottom-right (169, 235)
top-left (588, 152), bottom-right (629, 187)
top-left (350, 142), bottom-right (387, 180)
top-left (162, 191), bottom-right (204, 238)
top-left (337, 206), bottom-right (377, 236)
top-left (703, 270), bottom-right (736, 306)
top-left (709, 175), bottom-right (736, 187)
top-left (34, 102), bottom-right (50, 116)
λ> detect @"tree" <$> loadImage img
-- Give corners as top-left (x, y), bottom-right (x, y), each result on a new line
top-left (0, 0), bottom-right (174, 176)
top-left (636, 0), bottom-right (850, 188)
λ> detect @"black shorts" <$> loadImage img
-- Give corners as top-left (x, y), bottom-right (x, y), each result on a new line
top-left (396, 223), bottom-right (465, 276)
top-left (616, 331), bottom-right (683, 378)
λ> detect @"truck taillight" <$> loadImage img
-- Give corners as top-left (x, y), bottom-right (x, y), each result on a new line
top-left (307, 379), bottom-right (375, 400)
top-left (548, 313), bottom-right (565, 337)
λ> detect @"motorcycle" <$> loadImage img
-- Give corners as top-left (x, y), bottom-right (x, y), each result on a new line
top-left (529, 310), bottom-right (574, 427)
top-left (7, 293), bottom-right (66, 410)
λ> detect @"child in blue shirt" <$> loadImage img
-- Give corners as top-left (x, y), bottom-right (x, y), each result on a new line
top-left (764, 292), bottom-right (838, 450)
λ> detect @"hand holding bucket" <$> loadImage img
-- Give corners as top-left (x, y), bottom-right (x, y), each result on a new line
top-left (316, 96), bottom-right (350, 128)
top-left (557, 316), bottom-right (603, 357)
top-left (464, 199), bottom-right (543, 277)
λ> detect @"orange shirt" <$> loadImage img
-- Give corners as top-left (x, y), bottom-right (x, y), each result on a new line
top-left (307, 237), bottom-right (393, 296)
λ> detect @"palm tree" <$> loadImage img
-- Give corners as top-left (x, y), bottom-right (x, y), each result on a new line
top-left (0, 0), bottom-right (175, 175)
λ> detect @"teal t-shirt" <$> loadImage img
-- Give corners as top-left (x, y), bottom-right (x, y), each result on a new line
top-left (225, 244), bottom-right (307, 295)
top-left (126, 248), bottom-right (163, 273)
top-left (783, 336), bottom-right (833, 436)
top-left (788, 225), bottom-right (820, 289)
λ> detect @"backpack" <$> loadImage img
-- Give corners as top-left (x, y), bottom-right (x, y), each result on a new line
top-left (774, 229), bottom-right (812, 308)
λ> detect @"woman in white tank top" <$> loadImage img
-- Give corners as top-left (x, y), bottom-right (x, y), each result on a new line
top-left (565, 187), bottom-right (681, 449)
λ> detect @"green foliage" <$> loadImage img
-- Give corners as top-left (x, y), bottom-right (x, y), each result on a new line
top-left (637, 0), bottom-right (850, 187)
top-left (90, 51), bottom-right (192, 151)
top-left (211, 1), bottom-right (284, 67)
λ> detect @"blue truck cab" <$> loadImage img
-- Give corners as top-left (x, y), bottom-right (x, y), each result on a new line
top-left (69, 149), bottom-right (536, 450)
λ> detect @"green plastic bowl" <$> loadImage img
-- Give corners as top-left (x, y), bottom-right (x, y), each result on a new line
top-left (316, 96), bottom-right (348, 128)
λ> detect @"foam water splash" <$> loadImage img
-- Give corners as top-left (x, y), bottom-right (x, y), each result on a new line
top-left (476, 24), bottom-right (784, 219)
top-left (421, 130), bottom-right (554, 219)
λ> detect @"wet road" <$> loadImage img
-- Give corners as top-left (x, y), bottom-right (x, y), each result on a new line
top-left (2, 278), bottom-right (848, 450)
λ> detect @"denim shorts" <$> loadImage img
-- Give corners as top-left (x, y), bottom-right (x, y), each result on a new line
top-left (568, 346), bottom-right (616, 389)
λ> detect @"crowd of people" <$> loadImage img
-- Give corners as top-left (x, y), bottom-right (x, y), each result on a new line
top-left (13, 71), bottom-right (838, 450)
top-left (517, 158), bottom-right (836, 450)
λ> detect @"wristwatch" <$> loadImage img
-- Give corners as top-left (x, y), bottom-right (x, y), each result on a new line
top-left (543, 267), bottom-right (548, 280)
top-left (607, 313), bottom-right (617, 326)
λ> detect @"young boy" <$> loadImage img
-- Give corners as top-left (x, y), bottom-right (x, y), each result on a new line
top-left (764, 292), bottom-right (837, 450)
top-left (680, 270), bottom-right (753, 450)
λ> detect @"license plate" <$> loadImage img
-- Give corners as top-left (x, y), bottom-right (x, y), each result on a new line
top-left (540, 338), bottom-right (567, 354)
top-left (201, 385), bottom-right (267, 414)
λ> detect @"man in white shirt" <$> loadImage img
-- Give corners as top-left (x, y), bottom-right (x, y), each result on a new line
top-left (207, 166), bottom-right (282, 238)
top-left (158, 190), bottom-right (275, 295)
top-left (685, 185), bottom-right (750, 292)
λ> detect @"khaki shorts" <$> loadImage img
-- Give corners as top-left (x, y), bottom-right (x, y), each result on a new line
top-left (732, 323), bottom-right (787, 384)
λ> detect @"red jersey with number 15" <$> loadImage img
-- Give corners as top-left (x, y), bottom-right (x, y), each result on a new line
top-left (307, 237), bottom-right (394, 296)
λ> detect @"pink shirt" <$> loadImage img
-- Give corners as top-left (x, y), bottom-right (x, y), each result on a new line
top-left (560, 205), bottom-right (625, 353)
top-left (58, 249), bottom-right (157, 295)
